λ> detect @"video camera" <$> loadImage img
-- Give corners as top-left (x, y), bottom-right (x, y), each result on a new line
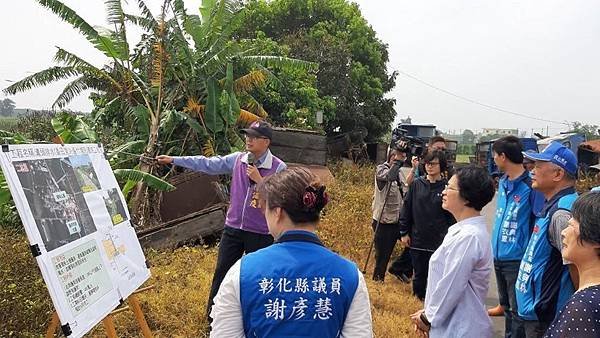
top-left (390, 125), bottom-right (426, 159)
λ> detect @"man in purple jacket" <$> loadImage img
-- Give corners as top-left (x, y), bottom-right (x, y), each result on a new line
top-left (156, 120), bottom-right (286, 318)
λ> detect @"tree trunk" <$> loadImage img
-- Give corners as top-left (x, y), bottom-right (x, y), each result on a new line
top-left (130, 117), bottom-right (161, 226)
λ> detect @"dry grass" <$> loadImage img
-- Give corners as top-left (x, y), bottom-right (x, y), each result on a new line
top-left (1, 163), bottom-right (422, 337)
top-left (576, 172), bottom-right (600, 193)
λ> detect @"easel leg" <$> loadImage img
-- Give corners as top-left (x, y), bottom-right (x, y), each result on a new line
top-left (128, 294), bottom-right (153, 338)
top-left (45, 311), bottom-right (59, 338)
top-left (102, 315), bottom-right (118, 338)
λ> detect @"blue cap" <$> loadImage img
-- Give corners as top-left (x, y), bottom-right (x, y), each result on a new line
top-left (523, 141), bottom-right (578, 176)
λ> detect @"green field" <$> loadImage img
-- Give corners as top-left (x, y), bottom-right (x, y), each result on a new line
top-left (0, 117), bottom-right (19, 131)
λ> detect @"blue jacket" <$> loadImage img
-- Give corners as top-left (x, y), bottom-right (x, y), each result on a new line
top-left (491, 171), bottom-right (535, 261)
top-left (515, 188), bottom-right (577, 322)
top-left (240, 230), bottom-right (359, 338)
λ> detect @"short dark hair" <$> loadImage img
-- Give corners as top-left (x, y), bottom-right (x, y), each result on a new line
top-left (572, 192), bottom-right (600, 256)
top-left (455, 165), bottom-right (495, 211)
top-left (492, 136), bottom-right (524, 164)
top-left (429, 136), bottom-right (446, 146)
top-left (258, 167), bottom-right (328, 224)
top-left (423, 150), bottom-right (448, 174)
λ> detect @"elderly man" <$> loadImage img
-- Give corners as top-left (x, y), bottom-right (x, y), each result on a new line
top-left (156, 120), bottom-right (286, 319)
top-left (514, 142), bottom-right (579, 338)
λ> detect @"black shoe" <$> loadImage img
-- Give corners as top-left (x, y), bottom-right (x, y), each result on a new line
top-left (388, 269), bottom-right (411, 283)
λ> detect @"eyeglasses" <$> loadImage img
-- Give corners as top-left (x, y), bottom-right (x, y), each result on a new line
top-left (245, 135), bottom-right (269, 141)
top-left (444, 184), bottom-right (459, 191)
top-left (425, 161), bottom-right (440, 166)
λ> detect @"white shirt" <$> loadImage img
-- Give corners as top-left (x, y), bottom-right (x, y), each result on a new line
top-left (424, 216), bottom-right (493, 338)
top-left (210, 260), bottom-right (373, 338)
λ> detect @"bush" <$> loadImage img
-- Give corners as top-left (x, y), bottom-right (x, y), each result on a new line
top-left (14, 111), bottom-right (56, 142)
top-left (0, 203), bottom-right (21, 231)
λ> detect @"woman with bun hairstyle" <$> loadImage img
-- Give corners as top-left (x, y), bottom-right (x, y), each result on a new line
top-left (210, 167), bottom-right (373, 338)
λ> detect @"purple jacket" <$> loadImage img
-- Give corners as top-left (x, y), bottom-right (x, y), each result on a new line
top-left (173, 150), bottom-right (286, 234)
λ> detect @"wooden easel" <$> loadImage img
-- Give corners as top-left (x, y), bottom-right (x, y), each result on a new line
top-left (45, 285), bottom-right (155, 338)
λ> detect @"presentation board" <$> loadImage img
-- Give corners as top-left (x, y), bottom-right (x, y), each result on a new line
top-left (0, 144), bottom-right (151, 338)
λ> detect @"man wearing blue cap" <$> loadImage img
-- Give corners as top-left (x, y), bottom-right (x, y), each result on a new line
top-left (514, 142), bottom-right (579, 338)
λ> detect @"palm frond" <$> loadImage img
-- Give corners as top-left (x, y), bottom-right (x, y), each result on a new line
top-left (124, 14), bottom-right (155, 30)
top-left (51, 113), bottom-right (98, 143)
top-left (183, 98), bottom-right (205, 118)
top-left (237, 109), bottom-right (260, 126)
top-left (36, 0), bottom-right (101, 44)
top-left (113, 169), bottom-right (175, 192)
top-left (95, 27), bottom-right (129, 61)
top-left (52, 76), bottom-right (90, 109)
top-left (241, 95), bottom-right (268, 118)
top-left (233, 70), bottom-right (267, 95)
top-left (104, 0), bottom-right (130, 59)
top-left (167, 3), bottom-right (196, 72)
top-left (54, 47), bottom-right (123, 92)
top-left (134, 0), bottom-right (158, 30)
top-left (3, 66), bottom-right (79, 95)
top-left (202, 138), bottom-right (216, 157)
top-left (108, 140), bottom-right (146, 160)
top-left (104, 0), bottom-right (125, 26)
top-left (171, 0), bottom-right (189, 25)
top-left (132, 105), bottom-right (150, 138)
top-left (174, 110), bottom-right (209, 139)
top-left (36, 0), bottom-right (127, 61)
top-left (199, 0), bottom-right (217, 24)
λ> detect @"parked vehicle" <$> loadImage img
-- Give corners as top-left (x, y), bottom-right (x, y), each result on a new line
top-left (537, 133), bottom-right (586, 156)
top-left (474, 137), bottom-right (538, 178)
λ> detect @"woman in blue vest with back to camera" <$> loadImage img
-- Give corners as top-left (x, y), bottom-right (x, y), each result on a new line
top-left (210, 167), bottom-right (373, 338)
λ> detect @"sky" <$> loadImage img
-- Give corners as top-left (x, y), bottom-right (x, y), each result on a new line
top-left (1, 0), bottom-right (598, 135)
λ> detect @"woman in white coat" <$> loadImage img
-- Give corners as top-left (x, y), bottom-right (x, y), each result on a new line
top-left (410, 165), bottom-right (496, 338)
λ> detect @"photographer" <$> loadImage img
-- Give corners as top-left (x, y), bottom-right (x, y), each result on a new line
top-left (406, 136), bottom-right (453, 186)
top-left (399, 150), bottom-right (456, 300)
top-left (371, 147), bottom-right (412, 282)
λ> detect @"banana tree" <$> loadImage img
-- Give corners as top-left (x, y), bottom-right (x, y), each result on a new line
top-left (3, 0), bottom-right (316, 223)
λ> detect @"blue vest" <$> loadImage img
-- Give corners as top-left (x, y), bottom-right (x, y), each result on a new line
top-left (491, 171), bottom-right (534, 261)
top-left (240, 230), bottom-right (359, 338)
top-left (515, 188), bottom-right (577, 322)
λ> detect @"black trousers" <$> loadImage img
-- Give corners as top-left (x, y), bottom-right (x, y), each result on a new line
top-left (371, 220), bottom-right (413, 281)
top-left (206, 226), bottom-right (273, 318)
top-left (389, 247), bottom-right (413, 277)
top-left (410, 249), bottom-right (434, 300)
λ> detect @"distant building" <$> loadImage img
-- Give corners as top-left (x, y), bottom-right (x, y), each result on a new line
top-left (481, 128), bottom-right (518, 137)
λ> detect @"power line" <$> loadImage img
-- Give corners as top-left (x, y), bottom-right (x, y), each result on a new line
top-left (397, 70), bottom-right (570, 126)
